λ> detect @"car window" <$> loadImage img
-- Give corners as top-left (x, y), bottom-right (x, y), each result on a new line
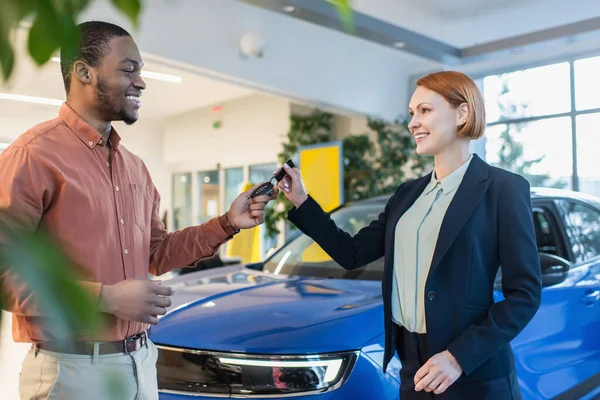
top-left (263, 203), bottom-right (386, 281)
top-left (556, 200), bottom-right (600, 263)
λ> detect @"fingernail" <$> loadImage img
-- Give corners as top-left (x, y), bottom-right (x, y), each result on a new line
top-left (285, 188), bottom-right (290, 192)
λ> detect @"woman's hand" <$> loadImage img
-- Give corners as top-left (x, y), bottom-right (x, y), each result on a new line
top-left (414, 350), bottom-right (463, 394)
top-left (276, 163), bottom-right (308, 208)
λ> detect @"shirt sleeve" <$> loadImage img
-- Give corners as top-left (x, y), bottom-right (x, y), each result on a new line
top-left (148, 185), bottom-right (231, 276)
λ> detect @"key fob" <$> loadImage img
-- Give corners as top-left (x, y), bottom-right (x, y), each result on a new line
top-left (250, 159), bottom-right (295, 198)
top-left (250, 181), bottom-right (275, 198)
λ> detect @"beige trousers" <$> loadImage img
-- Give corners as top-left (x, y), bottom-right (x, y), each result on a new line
top-left (19, 340), bottom-right (159, 400)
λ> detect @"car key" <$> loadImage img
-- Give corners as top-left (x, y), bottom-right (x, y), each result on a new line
top-left (250, 159), bottom-right (295, 198)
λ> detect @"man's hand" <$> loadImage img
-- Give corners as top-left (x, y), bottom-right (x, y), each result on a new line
top-left (227, 184), bottom-right (278, 230)
top-left (414, 350), bottom-right (462, 394)
top-left (99, 279), bottom-right (174, 325)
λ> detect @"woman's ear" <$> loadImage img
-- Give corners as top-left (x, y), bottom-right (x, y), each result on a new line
top-left (457, 102), bottom-right (469, 127)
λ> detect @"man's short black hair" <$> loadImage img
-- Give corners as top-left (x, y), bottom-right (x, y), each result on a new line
top-left (60, 21), bottom-right (131, 94)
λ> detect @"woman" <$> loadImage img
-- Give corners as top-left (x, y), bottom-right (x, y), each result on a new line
top-left (276, 71), bottom-right (541, 399)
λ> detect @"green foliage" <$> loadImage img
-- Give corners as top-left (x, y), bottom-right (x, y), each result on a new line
top-left (369, 118), bottom-right (433, 195)
top-left (329, 0), bottom-right (355, 33)
top-left (264, 110), bottom-right (433, 237)
top-left (0, 0), bottom-right (142, 81)
top-left (0, 230), bottom-right (102, 338)
top-left (265, 111), bottom-right (336, 237)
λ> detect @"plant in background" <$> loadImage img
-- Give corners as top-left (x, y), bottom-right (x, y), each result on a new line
top-left (265, 110), bottom-right (335, 237)
top-left (264, 110), bottom-right (433, 237)
top-left (369, 117), bottom-right (433, 194)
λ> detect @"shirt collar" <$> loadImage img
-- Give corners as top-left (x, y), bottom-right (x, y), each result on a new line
top-left (58, 103), bottom-right (121, 150)
top-left (425, 154), bottom-right (473, 196)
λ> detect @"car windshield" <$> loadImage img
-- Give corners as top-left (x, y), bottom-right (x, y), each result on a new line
top-left (263, 202), bottom-right (386, 281)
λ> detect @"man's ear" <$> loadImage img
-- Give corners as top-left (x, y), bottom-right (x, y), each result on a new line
top-left (73, 61), bottom-right (93, 85)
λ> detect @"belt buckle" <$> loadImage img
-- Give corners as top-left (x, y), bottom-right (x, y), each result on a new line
top-left (123, 331), bottom-right (146, 355)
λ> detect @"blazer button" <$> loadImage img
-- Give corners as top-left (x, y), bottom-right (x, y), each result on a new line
top-left (427, 291), bottom-right (436, 300)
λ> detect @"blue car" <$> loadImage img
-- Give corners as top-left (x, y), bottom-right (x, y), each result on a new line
top-left (152, 188), bottom-right (600, 399)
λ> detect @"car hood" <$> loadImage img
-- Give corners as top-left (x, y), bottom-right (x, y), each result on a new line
top-left (151, 266), bottom-right (383, 354)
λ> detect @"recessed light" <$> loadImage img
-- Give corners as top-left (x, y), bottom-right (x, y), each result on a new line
top-left (283, 5), bottom-right (296, 13)
top-left (50, 57), bottom-right (182, 83)
top-left (393, 41), bottom-right (406, 48)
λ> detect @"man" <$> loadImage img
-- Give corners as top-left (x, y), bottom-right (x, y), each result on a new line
top-left (0, 21), bottom-right (275, 399)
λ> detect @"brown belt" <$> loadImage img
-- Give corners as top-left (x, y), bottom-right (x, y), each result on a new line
top-left (36, 330), bottom-right (149, 355)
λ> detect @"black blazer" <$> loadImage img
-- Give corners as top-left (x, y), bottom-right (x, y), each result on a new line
top-left (287, 154), bottom-right (542, 382)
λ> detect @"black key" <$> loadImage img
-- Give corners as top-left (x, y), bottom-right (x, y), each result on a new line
top-left (250, 159), bottom-right (295, 199)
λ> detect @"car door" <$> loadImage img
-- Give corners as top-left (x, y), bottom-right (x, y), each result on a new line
top-left (511, 198), bottom-right (600, 399)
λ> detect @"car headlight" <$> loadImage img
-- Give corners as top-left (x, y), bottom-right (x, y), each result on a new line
top-left (156, 345), bottom-right (358, 397)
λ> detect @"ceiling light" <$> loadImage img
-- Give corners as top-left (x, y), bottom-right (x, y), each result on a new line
top-left (140, 71), bottom-right (182, 83)
top-left (0, 93), bottom-right (63, 106)
top-left (393, 41), bottom-right (406, 48)
top-left (50, 57), bottom-right (182, 83)
top-left (283, 5), bottom-right (296, 13)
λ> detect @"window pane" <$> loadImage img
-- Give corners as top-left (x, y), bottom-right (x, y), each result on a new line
top-left (485, 117), bottom-right (572, 189)
top-left (172, 172), bottom-right (192, 230)
top-left (249, 163), bottom-right (278, 257)
top-left (197, 170), bottom-right (219, 224)
top-left (249, 163), bottom-right (276, 185)
top-left (556, 200), bottom-right (600, 263)
top-left (225, 167), bottom-right (244, 209)
top-left (576, 113), bottom-right (600, 198)
top-left (484, 62), bottom-right (571, 123)
top-left (574, 56), bottom-right (600, 111)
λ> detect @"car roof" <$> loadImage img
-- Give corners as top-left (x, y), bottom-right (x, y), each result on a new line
top-left (342, 187), bottom-right (600, 209)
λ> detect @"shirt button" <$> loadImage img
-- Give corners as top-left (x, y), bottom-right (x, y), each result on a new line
top-left (124, 249), bottom-right (129, 255)
top-left (120, 218), bottom-right (124, 224)
top-left (106, 162), bottom-right (110, 167)
top-left (427, 291), bottom-right (436, 301)
top-left (115, 186), bottom-right (120, 192)
top-left (98, 139), bottom-right (103, 144)
top-left (88, 141), bottom-right (93, 146)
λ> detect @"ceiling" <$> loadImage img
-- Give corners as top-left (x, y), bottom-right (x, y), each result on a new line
top-left (350, 0), bottom-right (600, 47)
top-left (0, 28), bottom-right (254, 120)
top-left (246, 0), bottom-right (600, 66)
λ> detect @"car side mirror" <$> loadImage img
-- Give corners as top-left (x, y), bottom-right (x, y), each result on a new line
top-left (539, 252), bottom-right (570, 287)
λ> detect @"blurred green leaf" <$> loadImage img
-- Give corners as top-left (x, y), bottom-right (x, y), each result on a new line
top-left (0, 41), bottom-right (15, 81)
top-left (1, 231), bottom-right (102, 338)
top-left (27, 1), bottom-right (63, 65)
top-left (110, 0), bottom-right (142, 28)
top-left (0, 0), bottom-right (134, 82)
top-left (329, 0), bottom-right (355, 33)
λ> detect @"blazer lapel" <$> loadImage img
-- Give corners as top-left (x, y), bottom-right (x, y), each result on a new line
top-left (427, 155), bottom-right (491, 279)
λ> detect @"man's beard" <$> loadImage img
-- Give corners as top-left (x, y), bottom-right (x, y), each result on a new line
top-left (95, 76), bottom-right (138, 125)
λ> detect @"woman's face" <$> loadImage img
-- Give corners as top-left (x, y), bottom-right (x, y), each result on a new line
top-left (408, 86), bottom-right (467, 156)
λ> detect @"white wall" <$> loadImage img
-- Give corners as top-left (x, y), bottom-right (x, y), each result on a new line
top-left (115, 118), bottom-right (168, 215)
top-left (0, 103), bottom-right (59, 143)
top-left (81, 0), bottom-right (436, 121)
top-left (164, 94), bottom-right (290, 171)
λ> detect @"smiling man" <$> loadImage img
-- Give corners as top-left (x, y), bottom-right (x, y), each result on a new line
top-left (0, 21), bottom-right (275, 399)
